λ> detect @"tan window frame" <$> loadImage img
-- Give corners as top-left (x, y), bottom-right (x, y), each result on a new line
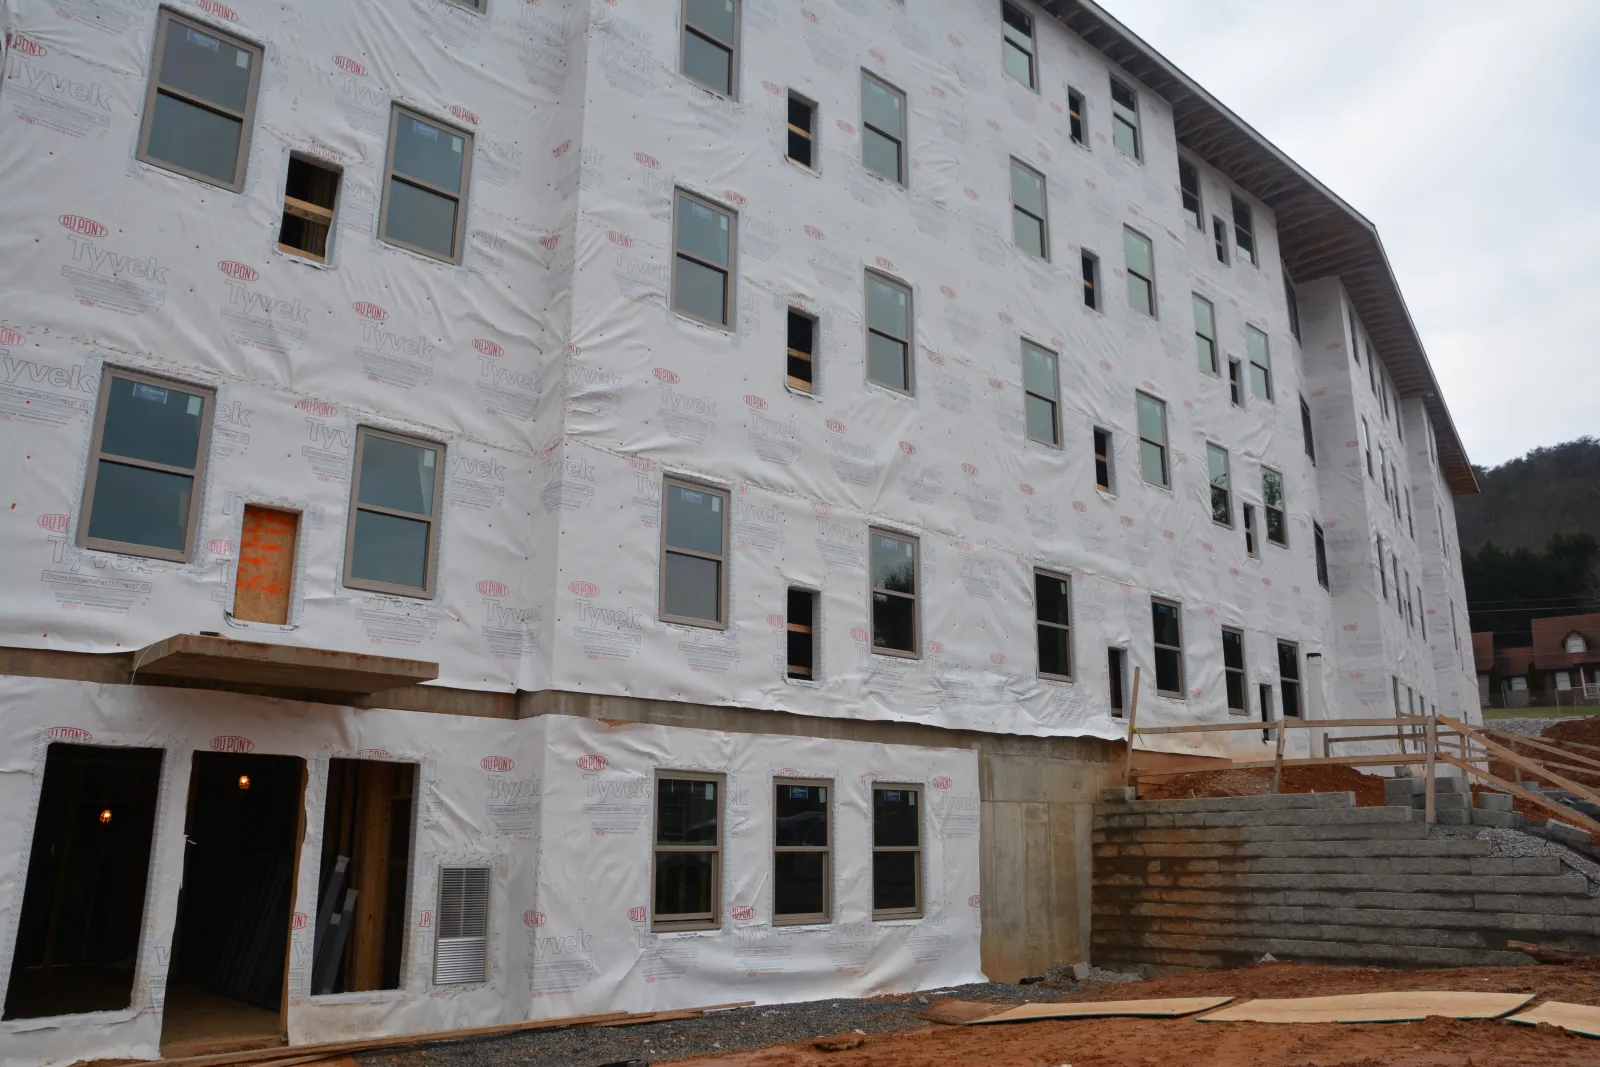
top-left (1152, 596), bottom-right (1185, 697)
top-left (869, 527), bottom-right (920, 660)
top-left (871, 783), bottom-right (922, 920)
top-left (652, 770), bottom-right (723, 931)
top-left (78, 367), bottom-right (215, 562)
top-left (671, 188), bottom-right (738, 329)
top-left (659, 476), bottom-right (730, 629)
top-left (378, 105), bottom-right (475, 265)
top-left (342, 426), bottom-right (446, 599)
top-left (1022, 339), bottom-right (1060, 448)
top-left (772, 777), bottom-right (830, 925)
top-left (860, 70), bottom-right (906, 186)
top-left (864, 268), bottom-right (914, 395)
top-left (136, 9), bottom-right (263, 192)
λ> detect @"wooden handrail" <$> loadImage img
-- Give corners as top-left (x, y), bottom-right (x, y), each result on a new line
top-left (1135, 715), bottom-right (1430, 736)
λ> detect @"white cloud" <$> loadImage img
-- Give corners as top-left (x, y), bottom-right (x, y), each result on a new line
top-left (1103, 0), bottom-right (1600, 467)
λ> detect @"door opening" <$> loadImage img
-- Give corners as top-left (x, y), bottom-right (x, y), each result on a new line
top-left (160, 752), bottom-right (304, 1058)
top-left (4, 743), bottom-right (164, 1021)
top-left (1108, 648), bottom-right (1127, 718)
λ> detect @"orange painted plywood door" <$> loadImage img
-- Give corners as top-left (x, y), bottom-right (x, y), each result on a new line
top-left (233, 506), bottom-right (299, 625)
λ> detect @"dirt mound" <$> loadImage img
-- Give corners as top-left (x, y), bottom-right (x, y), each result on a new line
top-left (1542, 716), bottom-right (1600, 748)
top-left (1138, 763), bottom-right (1388, 806)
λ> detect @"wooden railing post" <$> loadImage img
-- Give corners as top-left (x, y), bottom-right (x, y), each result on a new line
top-left (1424, 715), bottom-right (1438, 824)
top-left (1122, 665), bottom-right (1143, 789)
top-left (1271, 718), bottom-right (1287, 794)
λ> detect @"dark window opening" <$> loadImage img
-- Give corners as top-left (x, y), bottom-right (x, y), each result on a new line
top-left (1243, 503), bottom-right (1258, 558)
top-left (1284, 273), bottom-right (1301, 340)
top-left (1178, 157), bottom-right (1202, 230)
top-left (279, 156), bottom-right (340, 263)
top-left (1278, 642), bottom-right (1302, 718)
top-left (774, 781), bottom-right (828, 921)
top-left (1035, 569), bottom-right (1072, 680)
top-left (1212, 215), bottom-right (1229, 265)
top-left (1067, 88), bottom-right (1086, 145)
top-left (1223, 627), bottom-right (1246, 714)
top-left (1300, 397), bottom-right (1316, 464)
top-left (1108, 647), bottom-right (1127, 718)
top-left (872, 786), bottom-right (921, 918)
top-left (787, 92), bottom-right (814, 168)
top-left (1093, 426), bottom-right (1113, 492)
top-left (1314, 521), bottom-right (1329, 590)
top-left (787, 308), bottom-right (815, 393)
top-left (1081, 250), bottom-right (1099, 310)
top-left (1151, 598), bottom-right (1184, 696)
top-left (1228, 358), bottom-right (1243, 406)
top-left (786, 587), bottom-right (816, 680)
top-left (1232, 193), bottom-right (1256, 265)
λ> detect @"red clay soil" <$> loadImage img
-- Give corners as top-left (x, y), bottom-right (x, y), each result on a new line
top-left (671, 962), bottom-right (1600, 1067)
top-left (1542, 717), bottom-right (1600, 747)
top-left (1137, 763), bottom-right (1390, 806)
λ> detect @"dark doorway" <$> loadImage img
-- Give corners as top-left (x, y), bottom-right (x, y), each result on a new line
top-left (1107, 648), bottom-right (1127, 718)
top-left (4, 743), bottom-right (164, 1021)
top-left (311, 759), bottom-right (415, 994)
top-left (161, 751), bottom-right (303, 1057)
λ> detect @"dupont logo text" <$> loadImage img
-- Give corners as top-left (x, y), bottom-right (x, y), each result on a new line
top-left (47, 726), bottom-right (92, 742)
top-left (481, 755), bottom-right (515, 772)
top-left (37, 513), bottom-right (69, 533)
top-left (524, 910), bottom-right (546, 927)
top-left (568, 580), bottom-right (597, 598)
top-left (296, 398), bottom-right (337, 417)
top-left (652, 368), bottom-right (679, 384)
top-left (6, 33), bottom-right (46, 57)
top-left (59, 215), bottom-right (107, 238)
top-left (449, 105), bottom-right (479, 125)
top-left (210, 735), bottom-right (254, 754)
top-left (197, 0), bottom-right (237, 20)
top-left (576, 754), bottom-right (608, 772)
top-left (351, 301), bottom-right (388, 322)
top-left (0, 326), bottom-right (26, 346)
top-left (218, 261), bottom-right (258, 282)
top-left (333, 55), bottom-right (367, 76)
top-left (473, 338), bottom-right (504, 357)
top-left (932, 776), bottom-right (953, 790)
top-left (477, 580), bottom-right (510, 597)
top-left (627, 906), bottom-right (648, 923)
top-left (730, 905), bottom-right (755, 921)
top-left (206, 539), bottom-right (233, 557)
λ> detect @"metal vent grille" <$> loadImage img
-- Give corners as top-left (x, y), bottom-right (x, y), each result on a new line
top-left (433, 866), bottom-right (489, 985)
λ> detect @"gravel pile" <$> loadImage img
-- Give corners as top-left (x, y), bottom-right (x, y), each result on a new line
top-left (354, 980), bottom-right (1064, 1067)
top-left (1484, 717), bottom-right (1573, 737)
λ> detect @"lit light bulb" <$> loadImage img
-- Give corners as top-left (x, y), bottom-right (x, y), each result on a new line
top-left (238, 775), bottom-right (252, 790)
top-left (99, 809), bottom-right (112, 824)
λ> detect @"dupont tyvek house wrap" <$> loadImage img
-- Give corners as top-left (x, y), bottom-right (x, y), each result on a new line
top-left (0, 0), bottom-right (1477, 1060)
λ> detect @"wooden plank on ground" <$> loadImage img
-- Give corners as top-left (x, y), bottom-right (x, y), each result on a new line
top-left (969, 996), bottom-right (1234, 1024)
top-left (1197, 991), bottom-right (1532, 1024)
top-left (1507, 1001), bottom-right (1600, 1037)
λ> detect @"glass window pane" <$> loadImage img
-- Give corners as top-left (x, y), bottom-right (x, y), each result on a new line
top-left (1225, 669), bottom-right (1245, 711)
top-left (1123, 230), bottom-right (1152, 276)
top-left (862, 76), bottom-right (903, 137)
top-left (866, 277), bottom-right (908, 337)
top-left (872, 593), bottom-right (915, 652)
top-left (867, 332), bottom-right (908, 391)
top-left (870, 532), bottom-right (916, 593)
top-left (350, 509), bottom-right (429, 589)
top-left (1127, 275), bottom-right (1152, 316)
top-left (666, 483), bottom-right (724, 554)
top-left (1111, 79), bottom-right (1136, 112)
top-left (1155, 648), bottom-right (1182, 694)
top-left (1263, 470), bottom-right (1284, 509)
top-left (683, 30), bottom-right (731, 92)
top-left (872, 851), bottom-right (917, 912)
top-left (1266, 509), bottom-right (1287, 544)
top-left (676, 196), bottom-right (731, 268)
top-left (1036, 573), bottom-right (1069, 625)
top-left (1247, 326), bottom-right (1269, 366)
top-left (1113, 117), bottom-right (1138, 157)
top-left (1278, 643), bottom-right (1299, 681)
top-left (1207, 446), bottom-right (1228, 487)
top-left (686, 0), bottom-right (736, 42)
top-left (775, 784), bottom-right (827, 847)
top-left (1011, 164), bottom-right (1044, 216)
top-left (146, 93), bottom-right (243, 184)
top-left (1023, 345), bottom-right (1056, 398)
top-left (862, 128), bottom-right (901, 183)
top-left (392, 114), bottom-right (466, 193)
top-left (664, 552), bottom-right (721, 622)
top-left (1223, 629), bottom-right (1244, 670)
top-left (87, 462), bottom-right (192, 551)
top-left (873, 788), bottom-right (919, 846)
top-left (1002, 40), bottom-right (1033, 86)
top-left (101, 376), bottom-right (206, 469)
top-left (384, 178), bottom-right (459, 258)
top-left (1136, 395), bottom-right (1164, 442)
top-left (1211, 485), bottom-right (1230, 524)
top-left (1038, 625), bottom-right (1070, 678)
top-left (1024, 394), bottom-right (1056, 444)
top-left (358, 434), bottom-right (436, 516)
top-left (1013, 209), bottom-right (1044, 257)
top-left (1193, 295), bottom-right (1214, 336)
top-left (1250, 363), bottom-right (1270, 399)
top-left (657, 778), bottom-right (719, 844)
top-left (160, 18), bottom-right (253, 112)
top-left (1151, 601), bottom-right (1181, 647)
top-left (674, 255), bottom-right (727, 324)
top-left (774, 852), bottom-right (825, 916)
top-left (1196, 335), bottom-right (1216, 372)
top-left (654, 851), bottom-right (713, 916)
top-left (1139, 440), bottom-right (1164, 485)
top-left (1002, 2), bottom-right (1032, 37)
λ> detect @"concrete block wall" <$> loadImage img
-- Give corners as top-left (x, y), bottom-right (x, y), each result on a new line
top-left (1092, 789), bottom-right (1600, 973)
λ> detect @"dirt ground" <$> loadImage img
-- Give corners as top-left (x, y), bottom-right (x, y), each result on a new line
top-left (1138, 762), bottom-right (1390, 806)
top-left (669, 962), bottom-right (1600, 1067)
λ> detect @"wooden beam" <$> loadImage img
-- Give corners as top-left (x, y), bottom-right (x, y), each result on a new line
top-left (1438, 752), bottom-right (1600, 837)
top-left (1136, 715), bottom-right (1428, 736)
top-left (348, 761), bottom-right (394, 991)
top-left (1122, 665), bottom-right (1143, 786)
top-left (1442, 717), bottom-right (1600, 816)
top-left (1485, 730), bottom-right (1600, 773)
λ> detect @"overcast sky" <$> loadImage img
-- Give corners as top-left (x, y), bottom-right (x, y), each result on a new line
top-left (1104, 0), bottom-right (1600, 470)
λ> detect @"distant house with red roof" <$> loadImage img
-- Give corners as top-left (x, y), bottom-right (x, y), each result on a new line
top-left (1472, 612), bottom-right (1600, 706)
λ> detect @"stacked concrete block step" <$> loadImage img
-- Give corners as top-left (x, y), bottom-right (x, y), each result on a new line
top-left (1386, 776), bottom-right (1600, 850)
top-left (1092, 787), bottom-right (1600, 974)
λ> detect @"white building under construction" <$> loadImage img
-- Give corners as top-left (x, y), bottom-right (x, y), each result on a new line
top-left (0, 0), bottom-right (1479, 1062)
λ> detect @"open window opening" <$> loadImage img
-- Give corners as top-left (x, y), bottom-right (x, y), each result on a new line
top-left (786, 587), bottom-right (817, 681)
top-left (4, 744), bottom-right (164, 1022)
top-left (787, 308), bottom-right (816, 393)
top-left (787, 91), bottom-right (815, 168)
top-left (1093, 426), bottom-right (1114, 493)
top-left (311, 759), bottom-right (416, 994)
top-left (279, 155), bottom-right (340, 263)
top-left (1107, 647), bottom-right (1127, 718)
top-left (1228, 357), bottom-right (1243, 407)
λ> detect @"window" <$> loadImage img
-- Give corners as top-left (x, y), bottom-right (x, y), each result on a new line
top-left (1437, 505), bottom-right (1445, 554)
top-left (1368, 347), bottom-right (1378, 394)
top-left (866, 271), bottom-right (913, 393)
top-left (1361, 418), bottom-right (1374, 479)
top-left (1178, 158), bottom-right (1202, 230)
top-left (1109, 77), bottom-right (1140, 160)
top-left (869, 529), bottom-right (918, 656)
top-left (1151, 598), bottom-right (1184, 696)
top-left (1243, 504), bottom-right (1258, 558)
top-left (787, 91), bottom-right (816, 168)
top-left (1212, 216), bottom-right (1229, 265)
top-left (1566, 633), bottom-right (1588, 654)
top-left (1093, 426), bottom-right (1114, 492)
top-left (1392, 554), bottom-right (1402, 617)
top-left (448, 0), bottom-right (485, 9)
top-left (80, 370), bottom-right (214, 561)
top-left (1207, 444), bottom-right (1232, 527)
top-left (1348, 307), bottom-right (1362, 365)
top-left (278, 156), bottom-right (340, 263)
top-left (1123, 227), bottom-right (1155, 316)
top-left (1192, 294), bottom-right (1217, 374)
top-left (1419, 587), bottom-right (1426, 639)
top-left (344, 428), bottom-right (444, 597)
top-left (1136, 392), bottom-right (1168, 488)
top-left (1108, 647), bottom-right (1127, 717)
top-left (1284, 273), bottom-right (1301, 341)
top-left (137, 10), bottom-right (262, 190)
top-left (1223, 627), bottom-right (1247, 714)
top-left (1314, 521), bottom-right (1329, 590)
top-left (681, 0), bottom-right (739, 97)
top-left (1396, 399), bottom-right (1405, 441)
top-left (1278, 641), bottom-right (1301, 718)
top-left (1245, 325), bottom-right (1271, 399)
top-left (672, 189), bottom-right (736, 328)
top-left (861, 72), bottom-right (906, 185)
top-left (1377, 535), bottom-right (1387, 599)
top-left (1022, 341), bottom-right (1060, 446)
top-left (1262, 467), bottom-right (1287, 547)
top-left (1231, 193), bottom-right (1255, 266)
top-left (1067, 87), bottom-right (1086, 145)
top-left (1035, 569), bottom-right (1072, 680)
top-left (433, 867), bottom-right (490, 985)
top-left (653, 774), bottom-right (721, 930)
top-left (773, 780), bottom-right (829, 923)
top-left (1010, 159), bottom-right (1048, 259)
top-left (1405, 488), bottom-right (1414, 538)
top-left (380, 107), bottom-right (473, 263)
top-left (1081, 250), bottom-right (1100, 310)
top-left (1300, 397), bottom-right (1315, 464)
top-left (1000, 1), bottom-right (1036, 89)
top-left (1228, 358), bottom-right (1243, 407)
top-left (660, 478), bottom-right (729, 627)
top-left (787, 308), bottom-right (816, 393)
top-left (1379, 446), bottom-right (1390, 502)
top-left (786, 588), bottom-right (817, 681)
top-left (872, 786), bottom-right (921, 919)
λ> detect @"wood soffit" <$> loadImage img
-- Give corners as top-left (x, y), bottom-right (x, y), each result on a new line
top-left (1041, 0), bottom-right (1478, 495)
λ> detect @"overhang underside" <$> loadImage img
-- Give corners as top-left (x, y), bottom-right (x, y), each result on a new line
top-left (1042, 0), bottom-right (1478, 496)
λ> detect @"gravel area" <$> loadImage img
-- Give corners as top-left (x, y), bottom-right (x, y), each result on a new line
top-left (353, 978), bottom-right (1124, 1067)
top-left (1483, 717), bottom-right (1572, 737)
top-left (1432, 824), bottom-right (1600, 895)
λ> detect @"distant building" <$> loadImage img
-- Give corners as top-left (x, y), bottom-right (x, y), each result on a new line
top-left (1474, 613), bottom-right (1600, 705)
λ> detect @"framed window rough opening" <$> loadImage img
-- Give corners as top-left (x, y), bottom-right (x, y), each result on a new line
top-left (869, 528), bottom-right (919, 658)
top-left (672, 188), bottom-right (737, 329)
top-left (1022, 340), bottom-right (1060, 447)
top-left (865, 270), bottom-right (913, 393)
top-left (1151, 598), bottom-right (1185, 697)
top-left (659, 477), bottom-right (729, 628)
top-left (379, 106), bottom-right (473, 264)
top-left (860, 71), bottom-right (906, 185)
top-left (871, 784), bottom-right (921, 919)
top-left (1035, 569), bottom-right (1072, 681)
top-left (773, 779), bottom-right (829, 924)
top-left (681, 0), bottom-right (740, 97)
top-left (344, 427), bottom-right (444, 598)
top-left (137, 9), bottom-right (263, 191)
top-left (653, 772), bottom-right (723, 931)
